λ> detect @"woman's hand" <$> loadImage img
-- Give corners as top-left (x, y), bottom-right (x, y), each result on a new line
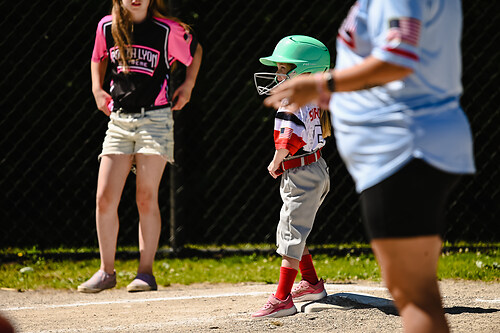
top-left (91, 60), bottom-right (111, 116)
top-left (93, 88), bottom-right (112, 116)
top-left (172, 44), bottom-right (203, 111)
top-left (171, 82), bottom-right (193, 110)
top-left (264, 75), bottom-right (319, 112)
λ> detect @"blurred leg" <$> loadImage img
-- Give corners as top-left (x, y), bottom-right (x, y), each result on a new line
top-left (371, 236), bottom-right (449, 333)
top-left (134, 154), bottom-right (167, 275)
top-left (96, 154), bottom-right (133, 274)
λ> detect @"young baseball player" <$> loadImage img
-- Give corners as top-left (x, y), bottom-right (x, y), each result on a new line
top-left (78, 0), bottom-right (202, 293)
top-left (251, 35), bottom-right (331, 318)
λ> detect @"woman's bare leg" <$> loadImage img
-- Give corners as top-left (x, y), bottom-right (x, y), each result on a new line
top-left (96, 154), bottom-right (133, 274)
top-left (134, 154), bottom-right (167, 275)
top-left (371, 236), bottom-right (449, 333)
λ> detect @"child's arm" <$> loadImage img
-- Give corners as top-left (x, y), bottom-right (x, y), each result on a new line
top-left (268, 148), bottom-right (289, 179)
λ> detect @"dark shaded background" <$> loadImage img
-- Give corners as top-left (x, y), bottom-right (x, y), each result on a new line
top-left (0, 0), bottom-right (498, 249)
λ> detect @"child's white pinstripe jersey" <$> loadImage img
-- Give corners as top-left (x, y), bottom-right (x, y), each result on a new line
top-left (274, 104), bottom-right (325, 156)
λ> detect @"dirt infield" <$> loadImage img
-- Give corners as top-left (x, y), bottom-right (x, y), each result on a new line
top-left (1, 280), bottom-right (498, 332)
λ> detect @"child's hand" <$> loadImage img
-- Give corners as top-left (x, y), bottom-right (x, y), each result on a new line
top-left (267, 160), bottom-right (283, 179)
top-left (268, 148), bottom-right (289, 178)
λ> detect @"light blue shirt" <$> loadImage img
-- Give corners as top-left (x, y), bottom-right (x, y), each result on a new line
top-left (331, 0), bottom-right (475, 193)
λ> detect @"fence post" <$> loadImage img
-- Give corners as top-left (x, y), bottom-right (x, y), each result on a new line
top-left (169, 164), bottom-right (178, 251)
top-left (168, 0), bottom-right (181, 253)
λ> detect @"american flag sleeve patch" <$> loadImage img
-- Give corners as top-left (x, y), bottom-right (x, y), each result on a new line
top-left (279, 127), bottom-right (293, 139)
top-left (387, 17), bottom-right (421, 47)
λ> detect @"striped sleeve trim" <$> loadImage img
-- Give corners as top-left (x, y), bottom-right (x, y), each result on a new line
top-left (276, 111), bottom-right (306, 128)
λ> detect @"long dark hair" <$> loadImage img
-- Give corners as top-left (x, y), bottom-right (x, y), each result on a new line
top-left (111, 0), bottom-right (190, 73)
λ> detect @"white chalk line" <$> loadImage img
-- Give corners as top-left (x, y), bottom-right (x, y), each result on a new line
top-left (326, 284), bottom-right (387, 292)
top-left (475, 298), bottom-right (500, 304)
top-left (0, 291), bottom-right (267, 311)
top-left (1, 284), bottom-right (386, 312)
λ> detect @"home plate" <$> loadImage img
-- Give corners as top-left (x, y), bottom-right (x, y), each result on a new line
top-left (332, 292), bottom-right (394, 308)
top-left (296, 293), bottom-right (394, 314)
top-left (295, 297), bottom-right (354, 314)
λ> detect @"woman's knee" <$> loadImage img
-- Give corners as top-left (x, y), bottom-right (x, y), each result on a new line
top-left (136, 187), bottom-right (158, 214)
top-left (96, 192), bottom-right (118, 214)
top-left (384, 272), bottom-right (440, 306)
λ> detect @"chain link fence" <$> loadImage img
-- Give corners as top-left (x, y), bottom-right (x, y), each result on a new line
top-left (1, 0), bottom-right (498, 249)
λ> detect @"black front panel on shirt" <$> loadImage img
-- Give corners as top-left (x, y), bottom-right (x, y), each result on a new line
top-left (104, 18), bottom-right (170, 111)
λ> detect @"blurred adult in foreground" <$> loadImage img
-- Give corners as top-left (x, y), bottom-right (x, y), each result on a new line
top-left (264, 0), bottom-right (475, 332)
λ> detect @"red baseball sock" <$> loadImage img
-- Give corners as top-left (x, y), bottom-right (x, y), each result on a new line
top-left (275, 266), bottom-right (298, 301)
top-left (299, 254), bottom-right (319, 285)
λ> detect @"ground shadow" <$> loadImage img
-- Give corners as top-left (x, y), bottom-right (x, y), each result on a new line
top-left (321, 293), bottom-right (499, 317)
top-left (445, 306), bottom-right (499, 315)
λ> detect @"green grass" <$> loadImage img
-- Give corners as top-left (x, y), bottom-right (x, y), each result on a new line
top-left (0, 244), bottom-right (498, 291)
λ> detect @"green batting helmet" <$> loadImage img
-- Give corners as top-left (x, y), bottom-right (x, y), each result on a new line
top-left (259, 35), bottom-right (330, 75)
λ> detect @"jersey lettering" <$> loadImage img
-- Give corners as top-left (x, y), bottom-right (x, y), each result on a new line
top-left (309, 107), bottom-right (320, 121)
top-left (110, 45), bottom-right (160, 76)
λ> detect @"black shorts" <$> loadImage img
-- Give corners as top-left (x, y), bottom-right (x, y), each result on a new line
top-left (359, 159), bottom-right (462, 240)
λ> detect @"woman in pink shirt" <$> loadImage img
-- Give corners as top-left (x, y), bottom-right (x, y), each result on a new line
top-left (78, 0), bottom-right (202, 293)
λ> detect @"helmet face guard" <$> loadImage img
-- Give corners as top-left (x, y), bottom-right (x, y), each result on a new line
top-left (254, 35), bottom-right (330, 95)
top-left (254, 72), bottom-right (290, 96)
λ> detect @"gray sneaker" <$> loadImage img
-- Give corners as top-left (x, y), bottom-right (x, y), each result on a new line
top-left (78, 270), bottom-right (116, 293)
top-left (127, 273), bottom-right (157, 292)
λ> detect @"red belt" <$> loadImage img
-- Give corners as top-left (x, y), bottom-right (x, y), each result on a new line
top-left (276, 149), bottom-right (322, 175)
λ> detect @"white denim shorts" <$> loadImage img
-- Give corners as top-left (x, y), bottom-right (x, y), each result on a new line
top-left (99, 107), bottom-right (174, 163)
